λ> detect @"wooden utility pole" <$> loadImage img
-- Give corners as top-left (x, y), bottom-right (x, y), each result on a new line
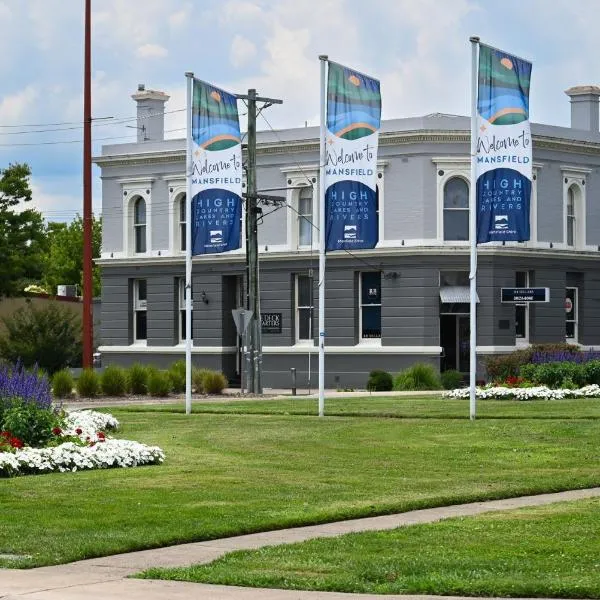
top-left (82, 0), bottom-right (93, 368)
top-left (237, 89), bottom-right (282, 394)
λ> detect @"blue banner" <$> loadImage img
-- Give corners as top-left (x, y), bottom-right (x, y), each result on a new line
top-left (476, 44), bottom-right (532, 243)
top-left (324, 62), bottom-right (381, 251)
top-left (190, 79), bottom-right (242, 254)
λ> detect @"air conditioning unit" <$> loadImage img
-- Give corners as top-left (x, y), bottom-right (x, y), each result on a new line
top-left (57, 285), bottom-right (78, 297)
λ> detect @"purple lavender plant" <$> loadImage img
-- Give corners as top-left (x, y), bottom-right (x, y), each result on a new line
top-left (0, 361), bottom-right (52, 410)
top-left (531, 350), bottom-right (600, 364)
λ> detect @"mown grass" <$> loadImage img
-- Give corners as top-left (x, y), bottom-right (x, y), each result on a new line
top-left (0, 399), bottom-right (599, 567)
top-left (120, 394), bottom-right (600, 419)
top-left (142, 498), bottom-right (600, 598)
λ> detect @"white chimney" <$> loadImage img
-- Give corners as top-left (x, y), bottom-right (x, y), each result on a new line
top-left (565, 85), bottom-right (600, 132)
top-left (131, 84), bottom-right (170, 142)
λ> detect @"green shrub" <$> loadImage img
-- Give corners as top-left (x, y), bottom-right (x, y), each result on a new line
top-left (147, 369), bottom-right (172, 397)
top-left (519, 363), bottom-right (537, 383)
top-left (366, 370), bottom-right (393, 391)
top-left (0, 302), bottom-right (82, 375)
top-left (192, 367), bottom-right (211, 394)
top-left (52, 369), bottom-right (74, 399)
top-left (168, 360), bottom-right (186, 393)
top-left (393, 363), bottom-right (441, 391)
top-left (484, 343), bottom-right (581, 382)
top-left (583, 360), bottom-right (600, 385)
top-left (76, 368), bottom-right (100, 397)
top-left (127, 363), bottom-right (149, 395)
top-left (202, 370), bottom-right (228, 394)
top-left (441, 369), bottom-right (464, 390)
top-left (2, 399), bottom-right (62, 447)
top-left (100, 365), bottom-right (128, 397)
top-left (519, 361), bottom-right (587, 388)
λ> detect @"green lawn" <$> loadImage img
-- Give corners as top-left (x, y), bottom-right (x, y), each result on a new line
top-left (124, 394), bottom-right (600, 419)
top-left (143, 498), bottom-right (600, 598)
top-left (0, 398), bottom-right (599, 567)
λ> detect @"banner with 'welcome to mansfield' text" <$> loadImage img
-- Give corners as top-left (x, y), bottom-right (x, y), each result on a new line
top-left (476, 44), bottom-right (532, 243)
top-left (190, 79), bottom-right (242, 255)
top-left (324, 61), bottom-right (381, 251)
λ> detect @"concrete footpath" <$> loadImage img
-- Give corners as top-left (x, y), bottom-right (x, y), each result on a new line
top-left (2, 487), bottom-right (599, 600)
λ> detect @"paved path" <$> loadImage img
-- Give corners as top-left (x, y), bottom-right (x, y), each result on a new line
top-left (2, 487), bottom-right (599, 600)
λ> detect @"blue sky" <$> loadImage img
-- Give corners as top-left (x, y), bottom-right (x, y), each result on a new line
top-left (0, 0), bottom-right (598, 222)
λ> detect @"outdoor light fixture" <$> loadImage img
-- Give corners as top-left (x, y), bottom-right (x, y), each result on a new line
top-left (201, 291), bottom-right (209, 304)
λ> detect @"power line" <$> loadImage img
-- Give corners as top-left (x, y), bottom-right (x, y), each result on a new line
top-left (0, 107), bottom-right (186, 134)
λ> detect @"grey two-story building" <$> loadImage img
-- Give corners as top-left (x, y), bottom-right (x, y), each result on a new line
top-left (95, 84), bottom-right (600, 388)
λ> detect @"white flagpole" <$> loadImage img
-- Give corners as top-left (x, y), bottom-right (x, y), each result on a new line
top-left (318, 55), bottom-right (328, 417)
top-left (185, 72), bottom-right (194, 415)
top-left (469, 37), bottom-right (480, 421)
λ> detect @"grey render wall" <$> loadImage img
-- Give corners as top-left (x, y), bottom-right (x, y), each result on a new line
top-left (536, 161), bottom-right (568, 244)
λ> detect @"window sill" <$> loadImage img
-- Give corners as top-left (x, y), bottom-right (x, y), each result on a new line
top-left (357, 338), bottom-right (382, 347)
top-left (131, 340), bottom-right (147, 347)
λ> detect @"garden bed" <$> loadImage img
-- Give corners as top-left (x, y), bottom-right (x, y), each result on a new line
top-left (0, 409), bottom-right (164, 477)
top-left (444, 384), bottom-right (600, 400)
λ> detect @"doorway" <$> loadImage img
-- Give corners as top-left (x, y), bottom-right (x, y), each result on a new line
top-left (440, 313), bottom-right (470, 373)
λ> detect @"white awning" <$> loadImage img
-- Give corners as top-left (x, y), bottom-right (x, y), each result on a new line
top-left (440, 286), bottom-right (480, 304)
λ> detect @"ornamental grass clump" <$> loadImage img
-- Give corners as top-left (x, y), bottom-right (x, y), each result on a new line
top-left (100, 365), bottom-right (128, 397)
top-left (127, 363), bottom-right (149, 395)
top-left (394, 363), bottom-right (442, 391)
top-left (76, 369), bottom-right (100, 398)
top-left (147, 368), bottom-right (172, 397)
top-left (202, 370), bottom-right (228, 394)
top-left (168, 360), bottom-right (186, 393)
top-left (192, 367), bottom-right (211, 393)
top-left (52, 369), bottom-right (74, 399)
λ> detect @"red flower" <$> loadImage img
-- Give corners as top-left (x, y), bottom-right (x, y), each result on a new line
top-left (75, 427), bottom-right (83, 435)
top-left (10, 437), bottom-right (23, 448)
top-left (52, 427), bottom-right (62, 436)
top-left (97, 432), bottom-right (105, 440)
top-left (0, 431), bottom-right (11, 438)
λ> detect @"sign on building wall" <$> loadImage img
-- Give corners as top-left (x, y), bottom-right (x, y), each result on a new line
top-left (476, 44), bottom-right (532, 243)
top-left (324, 61), bottom-right (381, 251)
top-left (261, 312), bottom-right (282, 334)
top-left (190, 79), bottom-right (242, 254)
top-left (500, 287), bottom-right (549, 303)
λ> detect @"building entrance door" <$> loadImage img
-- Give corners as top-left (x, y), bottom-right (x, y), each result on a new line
top-left (440, 314), bottom-right (470, 373)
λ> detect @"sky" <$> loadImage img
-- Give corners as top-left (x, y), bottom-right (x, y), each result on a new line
top-left (1, 0), bottom-right (599, 223)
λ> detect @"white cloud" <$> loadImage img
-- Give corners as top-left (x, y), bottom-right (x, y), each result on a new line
top-left (136, 44), bottom-right (169, 59)
top-left (0, 86), bottom-right (39, 124)
top-left (230, 35), bottom-right (257, 68)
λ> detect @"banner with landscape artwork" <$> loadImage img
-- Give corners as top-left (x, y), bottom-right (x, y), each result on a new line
top-left (324, 61), bottom-right (381, 251)
top-left (190, 79), bottom-right (242, 254)
top-left (476, 44), bottom-right (532, 243)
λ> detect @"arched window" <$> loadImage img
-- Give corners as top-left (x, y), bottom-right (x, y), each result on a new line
top-left (298, 186), bottom-right (313, 247)
top-left (566, 186), bottom-right (576, 247)
top-left (179, 195), bottom-right (186, 252)
top-left (443, 177), bottom-right (469, 241)
top-left (133, 197), bottom-right (146, 253)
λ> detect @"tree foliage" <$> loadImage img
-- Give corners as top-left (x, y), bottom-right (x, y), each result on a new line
top-left (43, 215), bottom-right (102, 297)
top-left (0, 163), bottom-right (47, 297)
top-left (0, 302), bottom-right (82, 374)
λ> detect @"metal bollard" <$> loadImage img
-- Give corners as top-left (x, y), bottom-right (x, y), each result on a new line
top-left (290, 367), bottom-right (297, 396)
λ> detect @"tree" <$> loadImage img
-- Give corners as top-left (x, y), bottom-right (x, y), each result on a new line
top-left (0, 302), bottom-right (82, 374)
top-left (43, 215), bottom-right (102, 297)
top-left (0, 164), bottom-right (47, 297)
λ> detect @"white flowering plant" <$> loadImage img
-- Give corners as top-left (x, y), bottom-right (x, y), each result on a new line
top-left (0, 409), bottom-right (165, 477)
top-left (443, 384), bottom-right (600, 401)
